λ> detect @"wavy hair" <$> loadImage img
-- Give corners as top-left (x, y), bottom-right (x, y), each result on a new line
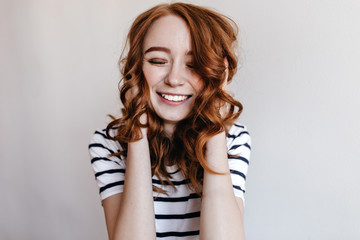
top-left (106, 2), bottom-right (243, 195)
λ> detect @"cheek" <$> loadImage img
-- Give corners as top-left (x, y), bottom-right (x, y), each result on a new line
top-left (142, 65), bottom-right (155, 88)
top-left (142, 65), bottom-right (167, 88)
top-left (192, 76), bottom-right (204, 93)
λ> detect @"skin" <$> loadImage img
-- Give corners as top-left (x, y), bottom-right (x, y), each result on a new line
top-left (142, 15), bottom-right (204, 135)
top-left (102, 15), bottom-right (245, 240)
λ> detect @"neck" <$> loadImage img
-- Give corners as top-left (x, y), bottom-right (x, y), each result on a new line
top-left (163, 122), bottom-right (176, 138)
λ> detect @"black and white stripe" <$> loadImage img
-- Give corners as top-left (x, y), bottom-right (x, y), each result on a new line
top-left (89, 123), bottom-right (251, 239)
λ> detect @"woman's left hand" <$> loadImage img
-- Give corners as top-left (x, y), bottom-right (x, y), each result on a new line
top-left (219, 58), bottom-right (229, 118)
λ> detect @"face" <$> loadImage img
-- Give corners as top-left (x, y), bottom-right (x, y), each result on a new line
top-left (142, 15), bottom-right (203, 131)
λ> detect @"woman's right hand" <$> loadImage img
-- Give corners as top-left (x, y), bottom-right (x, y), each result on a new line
top-left (125, 82), bottom-right (149, 135)
top-left (103, 104), bottom-right (155, 240)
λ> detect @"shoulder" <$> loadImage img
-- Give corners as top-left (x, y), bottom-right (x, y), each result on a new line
top-left (226, 123), bottom-right (251, 202)
top-left (88, 127), bottom-right (123, 158)
top-left (90, 127), bottom-right (119, 145)
top-left (226, 123), bottom-right (251, 154)
top-left (88, 127), bottom-right (126, 200)
top-left (227, 123), bottom-right (251, 144)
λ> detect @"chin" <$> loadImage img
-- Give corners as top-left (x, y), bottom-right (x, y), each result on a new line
top-left (151, 104), bottom-right (192, 124)
top-left (161, 115), bottom-right (187, 123)
top-left (156, 111), bottom-right (190, 123)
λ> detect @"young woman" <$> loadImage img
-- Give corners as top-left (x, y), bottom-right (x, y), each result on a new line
top-left (89, 3), bottom-right (251, 240)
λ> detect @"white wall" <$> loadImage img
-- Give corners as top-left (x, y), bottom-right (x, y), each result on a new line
top-left (1, 0), bottom-right (359, 239)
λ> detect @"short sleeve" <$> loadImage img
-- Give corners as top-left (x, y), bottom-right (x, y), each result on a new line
top-left (226, 123), bottom-right (251, 205)
top-left (88, 128), bottom-right (126, 200)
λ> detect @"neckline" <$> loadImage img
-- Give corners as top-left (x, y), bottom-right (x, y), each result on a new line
top-left (166, 165), bottom-right (179, 174)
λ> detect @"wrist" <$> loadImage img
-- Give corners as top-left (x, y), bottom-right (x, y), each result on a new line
top-left (206, 131), bottom-right (226, 147)
top-left (128, 131), bottom-right (149, 151)
top-left (205, 131), bottom-right (228, 170)
top-left (141, 127), bottom-right (148, 138)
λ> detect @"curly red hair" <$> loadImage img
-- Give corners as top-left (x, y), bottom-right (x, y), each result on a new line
top-left (106, 3), bottom-right (243, 195)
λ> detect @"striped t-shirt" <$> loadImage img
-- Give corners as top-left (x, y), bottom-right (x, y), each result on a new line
top-left (89, 123), bottom-right (251, 239)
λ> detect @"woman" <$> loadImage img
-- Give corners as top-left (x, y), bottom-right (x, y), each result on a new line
top-left (89, 3), bottom-right (251, 240)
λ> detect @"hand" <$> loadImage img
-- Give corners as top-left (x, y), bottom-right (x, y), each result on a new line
top-left (219, 59), bottom-right (229, 118)
top-left (124, 82), bottom-right (148, 135)
top-left (139, 112), bottom-right (148, 125)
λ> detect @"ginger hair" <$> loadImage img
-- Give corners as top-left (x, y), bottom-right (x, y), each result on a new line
top-left (106, 2), bottom-right (243, 195)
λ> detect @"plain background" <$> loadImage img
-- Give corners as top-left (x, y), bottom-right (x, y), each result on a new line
top-left (1, 0), bottom-right (360, 239)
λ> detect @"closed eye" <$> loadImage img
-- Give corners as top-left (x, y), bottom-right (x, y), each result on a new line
top-left (148, 59), bottom-right (167, 65)
top-left (186, 63), bottom-right (195, 69)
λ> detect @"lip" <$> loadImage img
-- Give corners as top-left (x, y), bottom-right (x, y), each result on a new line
top-left (157, 92), bottom-right (192, 105)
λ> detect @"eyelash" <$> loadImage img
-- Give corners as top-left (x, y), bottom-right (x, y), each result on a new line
top-left (147, 59), bottom-right (195, 69)
top-left (148, 59), bottom-right (167, 65)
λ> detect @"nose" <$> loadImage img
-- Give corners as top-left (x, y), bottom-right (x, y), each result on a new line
top-left (164, 63), bottom-right (185, 87)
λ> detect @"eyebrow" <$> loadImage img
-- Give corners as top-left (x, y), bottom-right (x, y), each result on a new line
top-left (144, 47), bottom-right (170, 54)
top-left (144, 46), bottom-right (193, 56)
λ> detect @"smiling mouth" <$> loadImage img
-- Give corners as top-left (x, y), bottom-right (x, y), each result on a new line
top-left (158, 93), bottom-right (191, 102)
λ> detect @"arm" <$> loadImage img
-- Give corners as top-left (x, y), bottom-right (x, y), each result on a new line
top-left (200, 131), bottom-right (245, 240)
top-left (102, 127), bottom-right (156, 240)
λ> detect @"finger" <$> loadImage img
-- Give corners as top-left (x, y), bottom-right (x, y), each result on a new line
top-left (223, 68), bottom-right (229, 93)
top-left (222, 57), bottom-right (229, 93)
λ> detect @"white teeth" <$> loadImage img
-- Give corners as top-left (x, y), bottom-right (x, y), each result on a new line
top-left (161, 94), bottom-right (189, 102)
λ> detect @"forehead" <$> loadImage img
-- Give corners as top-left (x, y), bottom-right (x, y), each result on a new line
top-left (143, 15), bottom-right (192, 53)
